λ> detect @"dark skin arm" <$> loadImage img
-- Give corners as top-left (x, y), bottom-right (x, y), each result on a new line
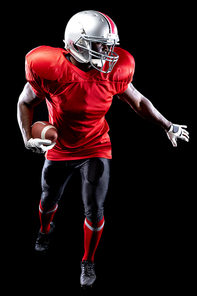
top-left (17, 82), bottom-right (44, 144)
top-left (118, 83), bottom-right (172, 131)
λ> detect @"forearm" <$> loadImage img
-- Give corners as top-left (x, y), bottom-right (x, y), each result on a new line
top-left (17, 100), bottom-right (34, 144)
top-left (17, 83), bottom-right (42, 144)
top-left (119, 84), bottom-right (171, 131)
top-left (134, 96), bottom-right (172, 131)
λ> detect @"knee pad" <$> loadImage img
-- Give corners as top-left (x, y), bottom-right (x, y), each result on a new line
top-left (84, 158), bottom-right (104, 184)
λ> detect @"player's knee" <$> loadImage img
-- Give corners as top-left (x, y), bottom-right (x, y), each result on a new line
top-left (40, 193), bottom-right (58, 211)
top-left (85, 205), bottom-right (104, 223)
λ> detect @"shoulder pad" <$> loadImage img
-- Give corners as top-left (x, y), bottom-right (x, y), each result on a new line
top-left (26, 46), bottom-right (67, 80)
top-left (109, 47), bottom-right (135, 81)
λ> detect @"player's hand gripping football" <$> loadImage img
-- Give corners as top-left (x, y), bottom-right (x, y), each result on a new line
top-left (166, 124), bottom-right (189, 147)
top-left (25, 138), bottom-right (56, 154)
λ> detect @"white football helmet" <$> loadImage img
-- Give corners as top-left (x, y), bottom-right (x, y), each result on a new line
top-left (63, 10), bottom-right (120, 73)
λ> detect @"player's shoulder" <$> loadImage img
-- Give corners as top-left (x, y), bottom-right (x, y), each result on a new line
top-left (26, 46), bottom-right (67, 80)
top-left (109, 47), bottom-right (135, 81)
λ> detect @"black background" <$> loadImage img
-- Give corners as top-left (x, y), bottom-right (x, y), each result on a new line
top-left (5, 1), bottom-right (195, 294)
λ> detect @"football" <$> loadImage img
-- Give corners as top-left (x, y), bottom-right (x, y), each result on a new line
top-left (31, 121), bottom-right (58, 143)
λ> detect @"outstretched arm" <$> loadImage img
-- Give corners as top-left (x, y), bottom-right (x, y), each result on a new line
top-left (118, 83), bottom-right (171, 130)
top-left (118, 83), bottom-right (189, 146)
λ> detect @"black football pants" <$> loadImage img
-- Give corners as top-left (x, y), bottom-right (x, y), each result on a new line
top-left (40, 157), bottom-right (110, 222)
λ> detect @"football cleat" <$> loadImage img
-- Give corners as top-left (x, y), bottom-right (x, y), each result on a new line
top-left (35, 222), bottom-right (55, 252)
top-left (80, 260), bottom-right (96, 288)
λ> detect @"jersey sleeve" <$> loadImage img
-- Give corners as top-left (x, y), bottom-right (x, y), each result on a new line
top-left (25, 46), bottom-right (61, 99)
top-left (116, 68), bottom-right (134, 94)
top-left (25, 59), bottom-right (48, 99)
top-left (111, 47), bottom-right (135, 95)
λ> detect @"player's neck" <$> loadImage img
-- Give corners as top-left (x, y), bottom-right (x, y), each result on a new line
top-left (68, 55), bottom-right (93, 72)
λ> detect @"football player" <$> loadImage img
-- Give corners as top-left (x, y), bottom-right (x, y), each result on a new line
top-left (17, 10), bottom-right (189, 287)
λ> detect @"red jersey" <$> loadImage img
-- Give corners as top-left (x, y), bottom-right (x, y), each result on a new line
top-left (25, 46), bottom-right (135, 160)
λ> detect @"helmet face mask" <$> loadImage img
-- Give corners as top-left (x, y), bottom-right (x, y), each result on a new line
top-left (75, 35), bottom-right (119, 73)
top-left (63, 10), bottom-right (120, 73)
